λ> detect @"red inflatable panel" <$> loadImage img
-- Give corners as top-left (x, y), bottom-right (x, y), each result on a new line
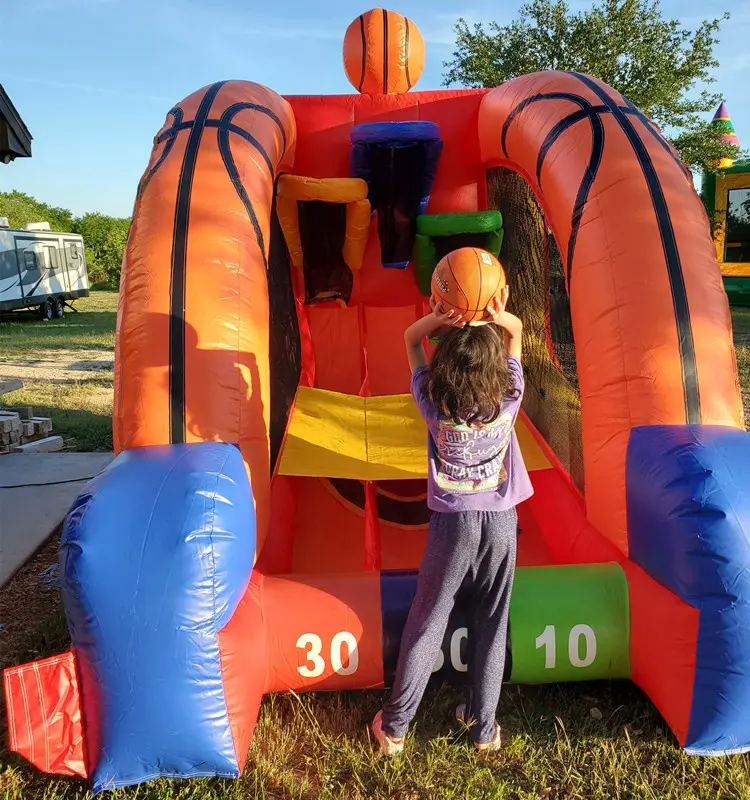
top-left (3, 651), bottom-right (86, 778)
top-left (624, 561), bottom-right (699, 745)
top-left (261, 572), bottom-right (384, 693)
top-left (217, 580), bottom-right (267, 771)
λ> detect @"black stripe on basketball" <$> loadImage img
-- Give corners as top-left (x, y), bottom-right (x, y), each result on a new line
top-left (571, 71), bottom-right (700, 424)
top-left (382, 9), bottom-right (389, 94)
top-left (567, 112), bottom-right (604, 279)
top-left (623, 99), bottom-right (692, 181)
top-left (169, 80), bottom-right (226, 444)
top-left (534, 103), bottom-right (606, 277)
top-left (206, 120), bottom-right (273, 177)
top-left (502, 92), bottom-right (591, 158)
top-left (404, 16), bottom-right (412, 90)
top-left (445, 253), bottom-right (470, 314)
top-left (137, 106), bottom-right (183, 202)
top-left (473, 248), bottom-right (484, 313)
top-left (358, 15), bottom-right (366, 92)
top-left (217, 127), bottom-right (268, 271)
top-left (220, 101), bottom-right (288, 158)
top-left (536, 105), bottom-right (607, 183)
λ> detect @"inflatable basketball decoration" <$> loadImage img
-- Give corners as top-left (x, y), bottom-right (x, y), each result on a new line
top-left (343, 9), bottom-right (425, 94)
top-left (431, 247), bottom-right (507, 322)
top-left (5, 11), bottom-right (750, 796)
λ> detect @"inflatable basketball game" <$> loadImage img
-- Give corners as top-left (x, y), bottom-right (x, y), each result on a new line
top-left (700, 102), bottom-right (750, 306)
top-left (5, 8), bottom-right (750, 793)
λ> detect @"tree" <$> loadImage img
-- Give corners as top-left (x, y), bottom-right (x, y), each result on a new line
top-left (443, 0), bottom-right (741, 173)
top-left (0, 191), bottom-right (130, 288)
top-left (73, 212), bottom-right (131, 287)
top-left (0, 190), bottom-right (75, 232)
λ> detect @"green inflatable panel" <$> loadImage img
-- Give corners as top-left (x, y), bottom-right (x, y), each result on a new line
top-left (416, 210), bottom-right (503, 237)
top-left (724, 277), bottom-right (750, 308)
top-left (509, 563), bottom-right (631, 683)
top-left (413, 211), bottom-right (504, 297)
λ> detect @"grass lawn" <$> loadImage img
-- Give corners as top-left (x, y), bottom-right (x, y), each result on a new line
top-left (0, 293), bottom-right (116, 451)
top-left (0, 292), bottom-right (116, 357)
top-left (1, 297), bottom-right (750, 799)
top-left (734, 307), bottom-right (750, 415)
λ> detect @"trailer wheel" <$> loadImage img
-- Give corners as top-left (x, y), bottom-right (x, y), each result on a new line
top-left (39, 299), bottom-right (55, 322)
top-left (54, 298), bottom-right (65, 318)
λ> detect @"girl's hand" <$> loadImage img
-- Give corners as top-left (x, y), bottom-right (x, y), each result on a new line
top-left (486, 303), bottom-right (522, 334)
top-left (468, 287), bottom-right (510, 326)
top-left (432, 302), bottom-right (464, 329)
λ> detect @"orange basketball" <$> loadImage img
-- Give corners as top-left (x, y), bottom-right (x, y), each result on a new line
top-left (343, 9), bottom-right (425, 95)
top-left (430, 248), bottom-right (507, 323)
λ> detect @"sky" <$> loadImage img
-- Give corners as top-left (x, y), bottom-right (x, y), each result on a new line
top-left (1, 0), bottom-right (749, 219)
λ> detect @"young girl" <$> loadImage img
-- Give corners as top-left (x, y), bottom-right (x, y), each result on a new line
top-left (372, 288), bottom-right (532, 754)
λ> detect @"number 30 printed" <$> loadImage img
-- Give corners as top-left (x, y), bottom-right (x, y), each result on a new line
top-left (296, 632), bottom-right (359, 678)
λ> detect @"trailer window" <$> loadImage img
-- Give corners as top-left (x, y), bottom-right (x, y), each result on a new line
top-left (69, 243), bottom-right (79, 258)
top-left (45, 246), bottom-right (59, 272)
top-left (23, 250), bottom-right (39, 272)
top-left (725, 188), bottom-right (750, 263)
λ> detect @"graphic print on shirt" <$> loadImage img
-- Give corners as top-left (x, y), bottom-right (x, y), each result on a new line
top-left (433, 411), bottom-right (514, 494)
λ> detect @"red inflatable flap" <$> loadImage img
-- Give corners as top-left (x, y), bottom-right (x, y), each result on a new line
top-left (3, 650), bottom-right (87, 778)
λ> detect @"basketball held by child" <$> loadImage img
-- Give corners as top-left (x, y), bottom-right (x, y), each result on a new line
top-left (430, 248), bottom-right (507, 323)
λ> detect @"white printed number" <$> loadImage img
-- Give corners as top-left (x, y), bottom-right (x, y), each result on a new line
top-left (432, 627), bottom-right (468, 673)
top-left (535, 624), bottom-right (597, 669)
top-left (296, 632), bottom-right (359, 678)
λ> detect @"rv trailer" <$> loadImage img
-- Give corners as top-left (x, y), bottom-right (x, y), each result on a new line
top-left (0, 218), bottom-right (89, 319)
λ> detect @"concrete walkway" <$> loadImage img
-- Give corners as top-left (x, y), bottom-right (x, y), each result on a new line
top-left (0, 452), bottom-right (114, 587)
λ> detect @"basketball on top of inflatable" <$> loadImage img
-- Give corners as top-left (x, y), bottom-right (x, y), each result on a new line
top-left (343, 8), bottom-right (425, 94)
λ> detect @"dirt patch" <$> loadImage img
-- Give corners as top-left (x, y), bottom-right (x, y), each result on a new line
top-left (0, 348), bottom-right (114, 383)
top-left (0, 531), bottom-right (69, 671)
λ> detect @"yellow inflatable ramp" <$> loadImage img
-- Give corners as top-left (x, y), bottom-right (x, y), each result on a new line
top-left (278, 387), bottom-right (551, 481)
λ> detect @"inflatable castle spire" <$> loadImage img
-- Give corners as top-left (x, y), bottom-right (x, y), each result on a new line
top-left (712, 101), bottom-right (740, 168)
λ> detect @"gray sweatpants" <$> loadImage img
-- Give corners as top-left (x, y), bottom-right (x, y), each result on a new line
top-left (381, 508), bottom-right (517, 745)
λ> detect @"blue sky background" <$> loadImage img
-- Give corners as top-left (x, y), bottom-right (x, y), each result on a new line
top-left (2, 0), bottom-right (748, 218)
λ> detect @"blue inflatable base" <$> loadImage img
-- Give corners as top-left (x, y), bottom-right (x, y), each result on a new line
top-left (60, 442), bottom-right (255, 793)
top-left (627, 424), bottom-right (750, 755)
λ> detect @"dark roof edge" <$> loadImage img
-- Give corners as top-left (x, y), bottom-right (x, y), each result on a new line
top-left (0, 84), bottom-right (33, 141)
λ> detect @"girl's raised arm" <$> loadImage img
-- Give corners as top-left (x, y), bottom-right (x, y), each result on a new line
top-left (404, 306), bottom-right (463, 372)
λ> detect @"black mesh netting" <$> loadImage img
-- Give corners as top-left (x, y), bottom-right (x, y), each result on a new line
top-left (297, 200), bottom-right (353, 305)
top-left (486, 167), bottom-right (583, 491)
top-left (268, 197), bottom-right (301, 473)
top-left (433, 231), bottom-right (495, 261)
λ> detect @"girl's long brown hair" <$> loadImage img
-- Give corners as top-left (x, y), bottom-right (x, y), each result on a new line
top-left (427, 325), bottom-right (517, 425)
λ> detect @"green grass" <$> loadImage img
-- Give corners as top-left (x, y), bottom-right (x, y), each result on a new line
top-left (0, 292), bottom-right (116, 451)
top-left (0, 292), bottom-right (116, 358)
top-left (1, 301), bottom-right (750, 799)
top-left (2, 380), bottom-right (114, 451)
top-left (733, 307), bottom-right (750, 417)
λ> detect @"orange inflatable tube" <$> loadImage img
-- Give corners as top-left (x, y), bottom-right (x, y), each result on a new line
top-left (114, 81), bottom-right (296, 552)
top-left (478, 71), bottom-right (744, 552)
